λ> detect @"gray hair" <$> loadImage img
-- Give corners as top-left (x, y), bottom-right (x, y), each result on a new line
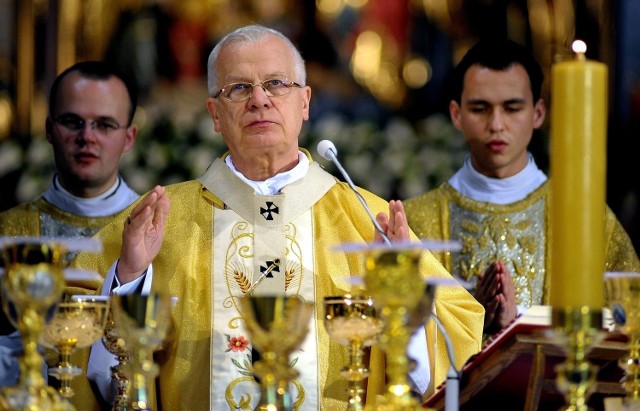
top-left (207, 24), bottom-right (306, 97)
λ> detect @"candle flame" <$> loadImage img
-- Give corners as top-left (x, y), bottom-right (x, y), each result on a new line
top-left (572, 40), bottom-right (587, 55)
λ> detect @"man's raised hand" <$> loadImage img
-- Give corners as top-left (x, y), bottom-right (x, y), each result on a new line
top-left (117, 185), bottom-right (170, 284)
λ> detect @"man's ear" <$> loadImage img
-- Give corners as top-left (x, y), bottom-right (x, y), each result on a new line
top-left (301, 86), bottom-right (311, 121)
top-left (533, 98), bottom-right (546, 129)
top-left (449, 100), bottom-right (463, 131)
top-left (206, 98), bottom-right (221, 132)
top-left (45, 117), bottom-right (54, 143)
top-left (123, 124), bottom-right (138, 154)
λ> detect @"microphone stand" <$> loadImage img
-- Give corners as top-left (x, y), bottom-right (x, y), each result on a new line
top-left (319, 144), bottom-right (391, 246)
top-left (432, 313), bottom-right (460, 411)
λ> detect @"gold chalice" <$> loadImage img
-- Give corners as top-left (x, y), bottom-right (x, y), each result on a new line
top-left (365, 247), bottom-right (425, 411)
top-left (41, 295), bottom-right (110, 399)
top-left (324, 294), bottom-right (383, 411)
top-left (111, 293), bottom-right (173, 411)
top-left (605, 272), bottom-right (640, 408)
top-left (102, 308), bottom-right (133, 411)
top-left (240, 295), bottom-right (314, 411)
top-left (334, 241), bottom-right (450, 411)
top-left (0, 238), bottom-right (73, 411)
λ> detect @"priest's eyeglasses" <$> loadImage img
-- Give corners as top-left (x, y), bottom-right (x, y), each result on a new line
top-left (213, 78), bottom-right (303, 102)
top-left (55, 113), bottom-right (128, 136)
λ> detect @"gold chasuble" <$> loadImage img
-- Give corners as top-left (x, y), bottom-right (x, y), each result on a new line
top-left (72, 154), bottom-right (483, 410)
top-left (405, 181), bottom-right (640, 308)
top-left (0, 197), bottom-right (119, 237)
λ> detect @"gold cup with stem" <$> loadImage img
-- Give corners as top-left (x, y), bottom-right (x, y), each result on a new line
top-left (240, 294), bottom-right (314, 411)
top-left (111, 293), bottom-right (173, 411)
top-left (605, 271), bottom-right (640, 409)
top-left (324, 294), bottom-right (384, 411)
top-left (0, 238), bottom-right (73, 411)
top-left (364, 248), bottom-right (433, 411)
top-left (41, 295), bottom-right (110, 399)
top-left (333, 241), bottom-right (448, 411)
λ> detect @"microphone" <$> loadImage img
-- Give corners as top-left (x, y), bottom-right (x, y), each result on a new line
top-left (316, 140), bottom-right (391, 245)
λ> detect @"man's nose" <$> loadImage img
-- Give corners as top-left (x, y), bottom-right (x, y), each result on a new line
top-left (489, 110), bottom-right (505, 131)
top-left (76, 122), bottom-right (99, 142)
top-left (248, 84), bottom-right (272, 107)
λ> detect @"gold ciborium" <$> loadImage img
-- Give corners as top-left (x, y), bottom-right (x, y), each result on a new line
top-left (605, 272), bottom-right (640, 408)
top-left (324, 294), bottom-right (383, 411)
top-left (240, 295), bottom-right (314, 411)
top-left (111, 293), bottom-right (172, 411)
top-left (102, 308), bottom-right (133, 410)
top-left (41, 295), bottom-right (110, 399)
top-left (0, 238), bottom-right (73, 411)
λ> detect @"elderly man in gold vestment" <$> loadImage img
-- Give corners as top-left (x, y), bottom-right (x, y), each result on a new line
top-left (74, 25), bottom-right (484, 410)
top-left (0, 61), bottom-right (139, 409)
top-left (405, 40), bottom-right (640, 338)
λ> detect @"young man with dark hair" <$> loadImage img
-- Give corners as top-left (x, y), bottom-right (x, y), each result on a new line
top-left (405, 39), bottom-right (639, 337)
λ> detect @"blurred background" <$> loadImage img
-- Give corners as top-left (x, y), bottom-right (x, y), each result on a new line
top-left (0, 0), bottom-right (638, 251)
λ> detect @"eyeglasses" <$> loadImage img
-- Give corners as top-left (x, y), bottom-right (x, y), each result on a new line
top-left (213, 78), bottom-right (303, 102)
top-left (54, 113), bottom-right (128, 136)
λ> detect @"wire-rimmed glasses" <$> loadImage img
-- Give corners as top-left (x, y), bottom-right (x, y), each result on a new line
top-left (213, 78), bottom-right (303, 102)
top-left (55, 113), bottom-right (129, 136)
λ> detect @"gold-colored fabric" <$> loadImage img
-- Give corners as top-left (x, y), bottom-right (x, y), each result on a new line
top-left (405, 181), bottom-right (640, 309)
top-left (0, 197), bottom-right (121, 238)
top-left (72, 157), bottom-right (483, 410)
top-left (0, 196), bottom-right (127, 411)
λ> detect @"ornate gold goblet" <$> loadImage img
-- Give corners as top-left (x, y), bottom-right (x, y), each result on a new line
top-left (102, 308), bottom-right (133, 411)
top-left (363, 246), bottom-right (429, 411)
top-left (41, 295), bottom-right (110, 399)
top-left (332, 241), bottom-right (454, 411)
top-left (0, 238), bottom-right (74, 411)
top-left (605, 272), bottom-right (640, 408)
top-left (111, 293), bottom-right (173, 411)
top-left (548, 306), bottom-right (603, 411)
top-left (240, 295), bottom-right (314, 411)
top-left (324, 294), bottom-right (383, 411)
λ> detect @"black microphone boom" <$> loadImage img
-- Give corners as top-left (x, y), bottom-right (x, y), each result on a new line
top-left (317, 140), bottom-right (392, 245)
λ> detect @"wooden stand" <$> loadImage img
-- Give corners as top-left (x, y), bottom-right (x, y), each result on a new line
top-left (424, 307), bottom-right (628, 410)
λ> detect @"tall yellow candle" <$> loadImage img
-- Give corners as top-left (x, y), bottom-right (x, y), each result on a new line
top-left (549, 41), bottom-right (607, 309)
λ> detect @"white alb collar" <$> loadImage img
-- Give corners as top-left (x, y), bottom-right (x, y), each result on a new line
top-left (43, 174), bottom-right (139, 217)
top-left (448, 153), bottom-right (547, 204)
top-left (225, 152), bottom-right (309, 195)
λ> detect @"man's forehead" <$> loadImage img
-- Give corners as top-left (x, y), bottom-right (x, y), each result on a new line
top-left (464, 64), bottom-right (531, 86)
top-left (217, 38), bottom-right (295, 80)
top-left (54, 76), bottom-right (130, 116)
top-left (462, 65), bottom-right (532, 101)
